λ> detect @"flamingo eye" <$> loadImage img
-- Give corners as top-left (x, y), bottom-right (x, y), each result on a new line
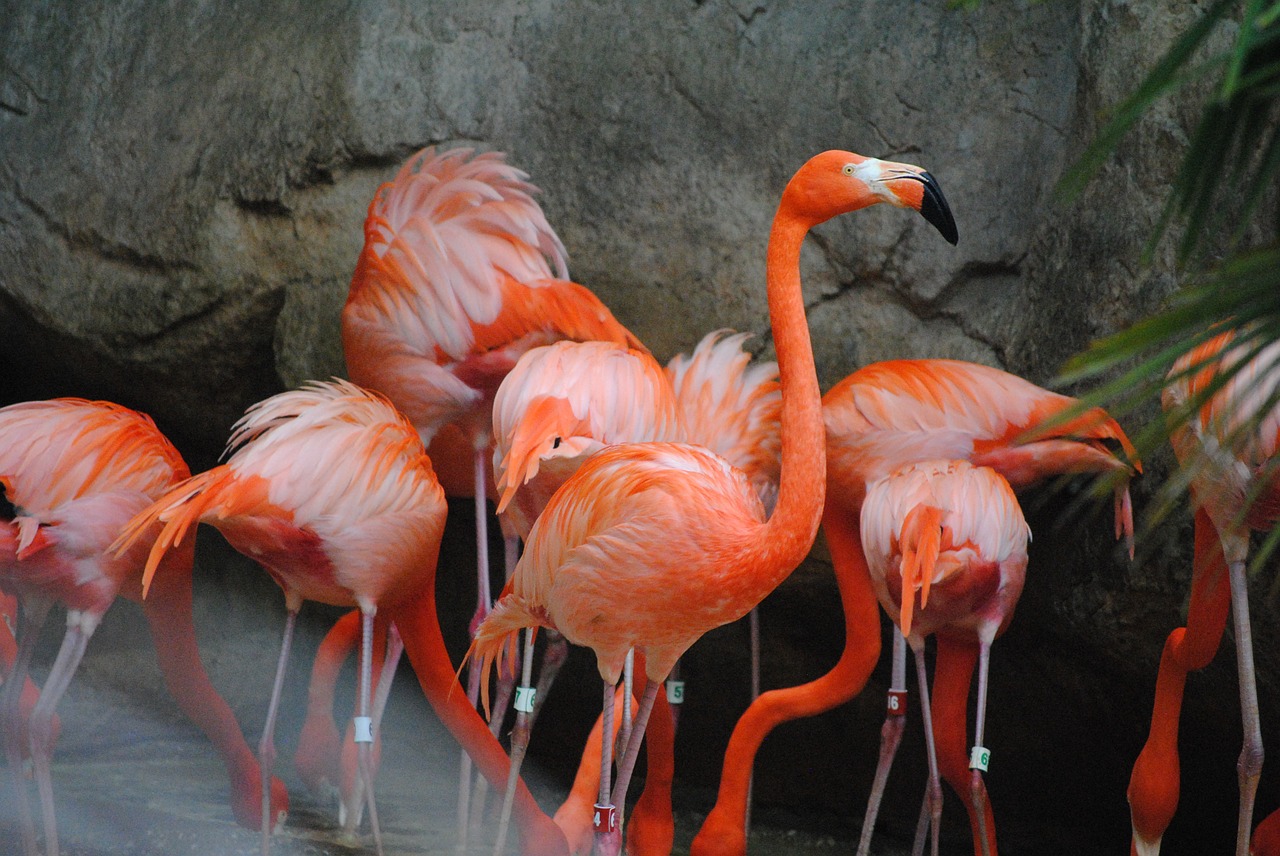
top-left (842, 163), bottom-right (856, 176)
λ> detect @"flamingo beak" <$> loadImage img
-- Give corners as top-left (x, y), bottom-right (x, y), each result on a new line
top-left (916, 172), bottom-right (958, 245)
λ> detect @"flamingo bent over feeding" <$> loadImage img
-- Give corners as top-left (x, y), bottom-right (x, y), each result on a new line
top-left (0, 398), bottom-right (288, 856)
top-left (114, 379), bottom-right (447, 856)
top-left (341, 146), bottom-right (644, 842)
top-left (468, 149), bottom-right (959, 856)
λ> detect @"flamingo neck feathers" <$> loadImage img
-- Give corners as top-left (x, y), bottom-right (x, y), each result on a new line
top-left (756, 207), bottom-right (825, 575)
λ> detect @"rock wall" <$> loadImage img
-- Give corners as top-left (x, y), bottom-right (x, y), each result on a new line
top-left (0, 1), bottom-right (1262, 853)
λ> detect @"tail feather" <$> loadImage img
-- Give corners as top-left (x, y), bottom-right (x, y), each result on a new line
top-left (112, 468), bottom-right (273, 597)
top-left (898, 504), bottom-right (943, 638)
top-left (462, 594), bottom-right (543, 719)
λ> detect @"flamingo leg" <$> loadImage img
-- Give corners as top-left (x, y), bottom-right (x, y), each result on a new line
top-left (529, 630), bottom-right (568, 734)
top-left (617, 650), bottom-right (635, 759)
top-left (29, 613), bottom-right (95, 856)
top-left (606, 678), bottom-right (661, 856)
top-left (460, 445), bottom-right (494, 851)
top-left (4, 597), bottom-right (50, 856)
top-left (344, 618), bottom-right (404, 833)
top-left (470, 534), bottom-right (524, 835)
top-left (260, 607), bottom-right (298, 856)
top-left (594, 678), bottom-right (620, 856)
top-left (350, 608), bottom-right (385, 856)
top-left (913, 642), bottom-right (942, 856)
top-left (1227, 558), bottom-right (1263, 856)
top-left (910, 785), bottom-right (933, 856)
top-left (493, 627), bottom-right (538, 856)
top-left (857, 628), bottom-right (908, 856)
top-left (968, 640), bottom-right (994, 856)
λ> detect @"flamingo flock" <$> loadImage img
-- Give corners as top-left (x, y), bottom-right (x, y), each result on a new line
top-left (0, 141), bottom-right (1267, 856)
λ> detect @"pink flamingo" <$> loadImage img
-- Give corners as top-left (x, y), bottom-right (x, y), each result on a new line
top-left (1128, 330), bottom-right (1280, 856)
top-left (692, 358), bottom-right (1139, 856)
top-left (859, 459), bottom-right (1030, 856)
top-left (0, 398), bottom-right (288, 856)
top-left (115, 379), bottom-right (447, 856)
top-left (341, 146), bottom-right (643, 839)
top-left (468, 149), bottom-right (959, 856)
top-left (488, 338), bottom-right (685, 853)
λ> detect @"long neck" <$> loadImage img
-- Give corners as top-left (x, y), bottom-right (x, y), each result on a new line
top-left (758, 206), bottom-right (826, 572)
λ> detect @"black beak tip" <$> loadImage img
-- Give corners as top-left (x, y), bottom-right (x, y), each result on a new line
top-left (918, 171), bottom-right (958, 246)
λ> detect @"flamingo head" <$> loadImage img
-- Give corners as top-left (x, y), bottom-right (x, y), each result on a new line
top-left (783, 150), bottom-right (958, 244)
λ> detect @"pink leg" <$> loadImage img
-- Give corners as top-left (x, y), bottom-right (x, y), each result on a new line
top-left (470, 534), bottom-right (524, 836)
top-left (493, 627), bottom-right (538, 856)
top-left (461, 446), bottom-right (493, 850)
top-left (594, 679), bottom-right (621, 856)
top-left (968, 641), bottom-right (994, 856)
top-left (912, 643), bottom-right (942, 856)
top-left (617, 651), bottom-right (635, 760)
top-left (1228, 558), bottom-right (1263, 856)
top-left (3, 598), bottom-right (49, 856)
top-left (350, 609), bottom-right (384, 856)
top-left (608, 679), bottom-right (662, 853)
top-left (857, 629), bottom-right (909, 856)
top-left (341, 617), bottom-right (400, 831)
top-left (29, 614), bottom-right (96, 856)
top-left (260, 608), bottom-right (298, 856)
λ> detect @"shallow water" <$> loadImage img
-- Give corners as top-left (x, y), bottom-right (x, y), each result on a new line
top-left (0, 646), bottom-right (914, 856)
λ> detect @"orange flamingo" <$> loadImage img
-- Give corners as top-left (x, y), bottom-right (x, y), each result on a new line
top-left (858, 459), bottom-right (1030, 856)
top-left (0, 398), bottom-right (287, 856)
top-left (468, 149), bottom-right (959, 856)
top-left (342, 145), bottom-right (643, 633)
top-left (1128, 330), bottom-right (1280, 856)
top-left (341, 146), bottom-right (643, 841)
top-left (488, 338), bottom-right (686, 853)
top-left (114, 379), bottom-right (447, 856)
top-left (548, 330), bottom-right (783, 854)
top-left (292, 424), bottom-right (496, 822)
top-left (692, 358), bottom-right (1139, 856)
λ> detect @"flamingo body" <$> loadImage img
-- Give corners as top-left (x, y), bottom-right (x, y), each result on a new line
top-left (493, 340), bottom-right (685, 538)
top-left (861, 460), bottom-right (1029, 648)
top-left (475, 149), bottom-right (960, 855)
top-left (0, 398), bottom-right (288, 854)
top-left (342, 146), bottom-right (643, 448)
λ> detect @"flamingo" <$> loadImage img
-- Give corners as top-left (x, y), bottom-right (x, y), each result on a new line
top-left (341, 146), bottom-right (644, 841)
top-left (545, 330), bottom-right (782, 853)
top-left (485, 338), bottom-right (685, 853)
top-left (858, 459), bottom-right (1030, 856)
top-left (341, 145), bottom-right (643, 634)
top-left (1127, 329), bottom-right (1280, 856)
top-left (691, 358), bottom-right (1139, 856)
top-left (0, 398), bottom-right (288, 856)
top-left (114, 379), bottom-right (447, 856)
top-left (467, 149), bottom-right (959, 856)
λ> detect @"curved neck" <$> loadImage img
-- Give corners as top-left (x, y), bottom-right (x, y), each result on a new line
top-left (758, 207), bottom-right (825, 570)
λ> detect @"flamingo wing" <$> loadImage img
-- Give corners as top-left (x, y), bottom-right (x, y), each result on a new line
top-left (666, 330), bottom-right (781, 512)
